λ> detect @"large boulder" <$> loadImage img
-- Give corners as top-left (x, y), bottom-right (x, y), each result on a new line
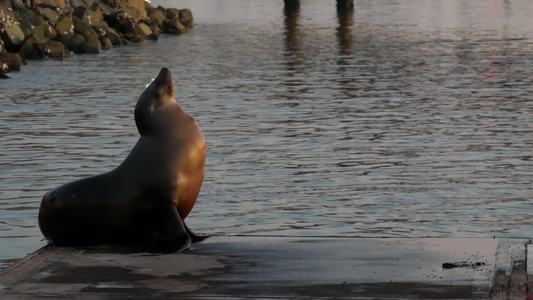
top-left (19, 15), bottom-right (46, 40)
top-left (43, 22), bottom-right (57, 39)
top-left (18, 35), bottom-right (44, 61)
top-left (73, 16), bottom-right (98, 40)
top-left (0, 61), bottom-right (8, 73)
top-left (178, 8), bottom-right (193, 28)
top-left (39, 40), bottom-right (66, 58)
top-left (96, 1), bottom-right (116, 18)
top-left (70, 0), bottom-right (91, 9)
top-left (32, 0), bottom-right (65, 8)
top-left (124, 6), bottom-right (143, 22)
top-left (18, 15), bottom-right (56, 40)
top-left (99, 36), bottom-right (112, 49)
top-left (120, 18), bottom-right (143, 42)
top-left (57, 33), bottom-right (84, 53)
top-left (0, 52), bottom-right (22, 71)
top-left (55, 14), bottom-right (74, 35)
top-left (146, 6), bottom-right (165, 28)
top-left (155, 5), bottom-right (165, 16)
top-left (36, 6), bottom-right (59, 24)
top-left (165, 8), bottom-right (179, 19)
top-left (146, 21), bottom-right (160, 38)
top-left (101, 0), bottom-right (147, 21)
top-left (104, 26), bottom-right (123, 45)
top-left (74, 4), bottom-right (103, 26)
top-left (162, 18), bottom-right (186, 35)
top-left (33, 0), bottom-right (65, 8)
top-left (82, 37), bottom-right (100, 53)
top-left (91, 20), bottom-right (108, 37)
top-left (2, 23), bottom-right (25, 52)
top-left (0, 0), bottom-right (15, 28)
top-left (92, 21), bottom-right (123, 46)
top-left (123, 0), bottom-right (147, 20)
top-left (135, 22), bottom-right (151, 36)
top-left (9, 0), bottom-right (35, 19)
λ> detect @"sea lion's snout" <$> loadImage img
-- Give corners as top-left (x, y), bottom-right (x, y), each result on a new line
top-left (156, 67), bottom-right (174, 96)
top-left (158, 67), bottom-right (171, 78)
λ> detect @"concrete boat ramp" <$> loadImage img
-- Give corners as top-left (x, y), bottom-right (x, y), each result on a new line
top-left (0, 236), bottom-right (532, 299)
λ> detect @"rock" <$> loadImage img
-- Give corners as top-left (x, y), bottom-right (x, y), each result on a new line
top-left (2, 23), bottom-right (25, 52)
top-left (33, 0), bottom-right (65, 8)
top-left (0, 0), bottom-right (194, 73)
top-left (119, 18), bottom-right (145, 42)
top-left (123, 0), bottom-right (147, 20)
top-left (91, 20), bottom-right (108, 37)
top-left (96, 1), bottom-right (116, 18)
top-left (19, 15), bottom-right (46, 40)
top-left (92, 21), bottom-right (123, 46)
top-left (146, 6), bottom-right (165, 28)
top-left (9, 0), bottom-right (35, 20)
top-left (105, 26), bottom-right (123, 45)
top-left (123, 7), bottom-right (142, 22)
top-left (0, 61), bottom-right (8, 73)
top-left (0, 0), bottom-right (15, 27)
top-left (73, 16), bottom-right (98, 40)
top-left (101, 0), bottom-right (147, 20)
top-left (146, 32), bottom-right (157, 41)
top-left (82, 37), bottom-right (100, 53)
top-left (43, 22), bottom-right (57, 39)
top-left (70, 0), bottom-right (90, 9)
top-left (18, 36), bottom-right (43, 61)
top-left (165, 8), bottom-right (179, 19)
top-left (146, 22), bottom-right (160, 38)
top-left (179, 8), bottom-right (193, 28)
top-left (125, 25), bottom-right (142, 42)
top-left (57, 33), bottom-right (84, 53)
top-left (99, 36), bottom-right (112, 49)
top-left (162, 18), bottom-right (186, 35)
top-left (74, 4), bottom-right (103, 26)
top-left (39, 40), bottom-right (65, 58)
top-left (36, 6), bottom-right (59, 24)
top-left (0, 52), bottom-right (23, 70)
top-left (102, 10), bottom-right (120, 29)
top-left (55, 14), bottom-right (74, 35)
top-left (100, 0), bottom-right (123, 10)
top-left (136, 22), bottom-right (151, 36)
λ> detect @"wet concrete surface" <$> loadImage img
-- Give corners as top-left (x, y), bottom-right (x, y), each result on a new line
top-left (0, 236), bottom-right (531, 299)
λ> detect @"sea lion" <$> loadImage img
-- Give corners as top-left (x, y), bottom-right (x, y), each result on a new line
top-left (38, 67), bottom-right (206, 252)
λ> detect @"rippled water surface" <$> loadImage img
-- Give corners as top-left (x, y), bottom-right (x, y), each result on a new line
top-left (2, 0), bottom-right (533, 261)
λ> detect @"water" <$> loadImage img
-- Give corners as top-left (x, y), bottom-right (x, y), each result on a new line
top-left (2, 0), bottom-right (533, 262)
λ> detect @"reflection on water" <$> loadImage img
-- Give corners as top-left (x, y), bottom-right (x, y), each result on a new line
top-left (2, 0), bottom-right (533, 261)
top-left (336, 4), bottom-right (354, 55)
top-left (283, 4), bottom-right (300, 55)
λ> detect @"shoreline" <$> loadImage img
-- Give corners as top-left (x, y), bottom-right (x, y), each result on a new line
top-left (0, 0), bottom-right (193, 78)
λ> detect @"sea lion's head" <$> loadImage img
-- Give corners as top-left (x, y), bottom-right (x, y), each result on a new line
top-left (135, 68), bottom-right (176, 135)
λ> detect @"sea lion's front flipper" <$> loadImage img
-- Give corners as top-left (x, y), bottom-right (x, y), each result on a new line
top-left (184, 223), bottom-right (210, 243)
top-left (149, 204), bottom-right (191, 253)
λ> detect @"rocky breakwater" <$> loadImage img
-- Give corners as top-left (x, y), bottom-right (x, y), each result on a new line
top-left (0, 0), bottom-right (193, 78)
